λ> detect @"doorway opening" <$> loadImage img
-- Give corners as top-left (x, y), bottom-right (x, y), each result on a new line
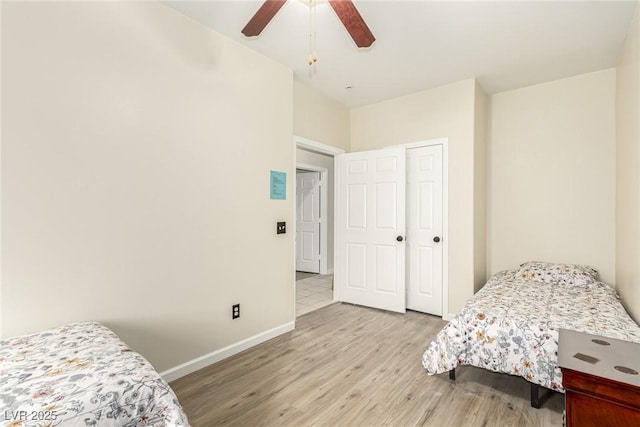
top-left (294, 137), bottom-right (344, 318)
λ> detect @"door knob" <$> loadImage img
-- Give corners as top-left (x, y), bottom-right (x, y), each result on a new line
top-left (396, 236), bottom-right (404, 242)
top-left (433, 236), bottom-right (441, 243)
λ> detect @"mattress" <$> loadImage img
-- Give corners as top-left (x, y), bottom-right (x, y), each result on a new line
top-left (421, 269), bottom-right (640, 392)
top-left (0, 322), bottom-right (188, 426)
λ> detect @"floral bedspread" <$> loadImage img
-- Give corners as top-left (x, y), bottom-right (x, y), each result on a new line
top-left (421, 270), bottom-right (640, 392)
top-left (0, 322), bottom-right (189, 426)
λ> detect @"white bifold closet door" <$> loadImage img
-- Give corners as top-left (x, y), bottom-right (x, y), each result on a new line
top-left (336, 145), bottom-right (444, 316)
top-left (336, 147), bottom-right (407, 313)
top-left (406, 145), bottom-right (443, 316)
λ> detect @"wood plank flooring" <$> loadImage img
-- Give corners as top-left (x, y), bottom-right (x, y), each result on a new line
top-left (171, 303), bottom-right (564, 426)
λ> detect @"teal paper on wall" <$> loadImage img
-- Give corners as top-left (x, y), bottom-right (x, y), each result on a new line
top-left (270, 170), bottom-right (286, 200)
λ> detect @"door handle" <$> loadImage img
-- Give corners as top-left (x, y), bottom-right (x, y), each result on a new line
top-left (433, 236), bottom-right (441, 243)
top-left (396, 235), bottom-right (404, 242)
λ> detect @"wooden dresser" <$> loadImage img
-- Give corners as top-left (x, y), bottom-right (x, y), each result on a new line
top-left (558, 329), bottom-right (640, 427)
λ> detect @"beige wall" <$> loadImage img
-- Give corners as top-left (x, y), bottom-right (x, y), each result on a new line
top-left (293, 81), bottom-right (350, 152)
top-left (296, 148), bottom-right (335, 273)
top-left (616, 3), bottom-right (640, 323)
top-left (351, 79), bottom-right (480, 315)
top-left (488, 69), bottom-right (616, 285)
top-left (1, 2), bottom-right (294, 372)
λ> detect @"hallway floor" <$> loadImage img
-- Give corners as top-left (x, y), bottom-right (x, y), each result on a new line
top-left (296, 273), bottom-right (334, 317)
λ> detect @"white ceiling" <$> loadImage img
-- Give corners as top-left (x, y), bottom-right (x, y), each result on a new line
top-left (163, 0), bottom-right (638, 107)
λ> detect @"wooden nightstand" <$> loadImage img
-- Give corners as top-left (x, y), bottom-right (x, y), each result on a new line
top-left (558, 329), bottom-right (640, 427)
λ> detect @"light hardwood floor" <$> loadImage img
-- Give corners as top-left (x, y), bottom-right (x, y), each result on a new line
top-left (171, 303), bottom-right (564, 426)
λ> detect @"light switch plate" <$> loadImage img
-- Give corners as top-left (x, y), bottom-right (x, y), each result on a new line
top-left (277, 222), bottom-right (286, 234)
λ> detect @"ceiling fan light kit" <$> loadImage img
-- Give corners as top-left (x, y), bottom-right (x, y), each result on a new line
top-left (242, 0), bottom-right (375, 67)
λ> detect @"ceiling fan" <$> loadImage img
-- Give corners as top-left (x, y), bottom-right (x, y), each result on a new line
top-left (241, 0), bottom-right (375, 48)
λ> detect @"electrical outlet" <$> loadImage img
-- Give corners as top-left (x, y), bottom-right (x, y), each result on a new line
top-left (232, 304), bottom-right (240, 319)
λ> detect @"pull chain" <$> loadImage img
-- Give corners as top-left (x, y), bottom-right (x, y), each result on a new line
top-left (308, 0), bottom-right (318, 73)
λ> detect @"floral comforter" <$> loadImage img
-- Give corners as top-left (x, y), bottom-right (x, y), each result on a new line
top-left (421, 269), bottom-right (640, 392)
top-left (0, 322), bottom-right (188, 426)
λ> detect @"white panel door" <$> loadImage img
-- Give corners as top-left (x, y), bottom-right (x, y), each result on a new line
top-left (296, 171), bottom-right (321, 273)
top-left (337, 147), bottom-right (406, 313)
top-left (406, 145), bottom-right (443, 315)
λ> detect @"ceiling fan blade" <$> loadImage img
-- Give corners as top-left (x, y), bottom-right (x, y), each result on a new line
top-left (242, 0), bottom-right (288, 37)
top-left (328, 0), bottom-right (375, 48)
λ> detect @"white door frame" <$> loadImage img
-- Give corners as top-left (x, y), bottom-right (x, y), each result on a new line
top-left (293, 136), bottom-right (345, 320)
top-left (296, 166), bottom-right (327, 274)
top-left (386, 138), bottom-right (449, 320)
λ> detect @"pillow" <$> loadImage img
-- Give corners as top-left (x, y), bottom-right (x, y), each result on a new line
top-left (516, 261), bottom-right (598, 286)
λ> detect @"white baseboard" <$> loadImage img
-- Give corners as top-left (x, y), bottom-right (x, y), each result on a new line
top-left (442, 313), bottom-right (457, 322)
top-left (160, 321), bottom-right (295, 383)
top-left (327, 267), bottom-right (334, 275)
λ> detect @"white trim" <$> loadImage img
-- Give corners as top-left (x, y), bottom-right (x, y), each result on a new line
top-left (296, 164), bottom-right (329, 275)
top-left (295, 135), bottom-right (345, 156)
top-left (160, 321), bottom-right (295, 382)
top-left (385, 137), bottom-right (448, 150)
top-left (292, 140), bottom-right (298, 322)
top-left (333, 154), bottom-right (342, 304)
top-left (442, 141), bottom-right (449, 321)
top-left (443, 313), bottom-right (457, 322)
top-left (388, 138), bottom-right (450, 320)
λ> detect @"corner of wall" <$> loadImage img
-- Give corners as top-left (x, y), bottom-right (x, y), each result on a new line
top-left (473, 81), bottom-right (488, 292)
top-left (615, 1), bottom-right (640, 324)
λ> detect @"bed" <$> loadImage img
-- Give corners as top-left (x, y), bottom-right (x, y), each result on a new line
top-left (421, 261), bottom-right (640, 407)
top-left (0, 321), bottom-right (189, 426)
